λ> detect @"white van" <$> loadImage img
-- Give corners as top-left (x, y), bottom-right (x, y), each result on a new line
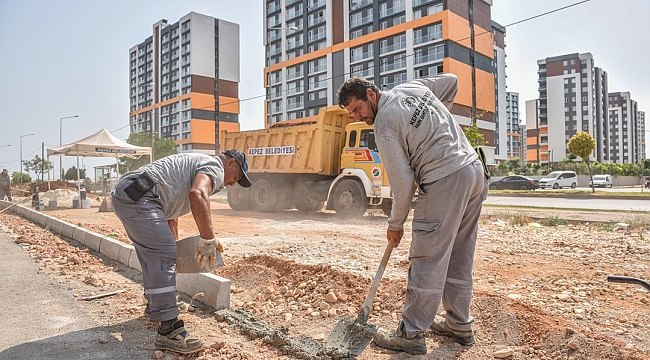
top-left (590, 174), bottom-right (613, 188)
top-left (539, 171), bottom-right (578, 189)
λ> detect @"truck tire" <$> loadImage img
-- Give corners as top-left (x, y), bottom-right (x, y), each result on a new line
top-left (251, 179), bottom-right (279, 212)
top-left (332, 178), bottom-right (368, 218)
top-left (381, 199), bottom-right (392, 217)
top-left (227, 184), bottom-right (251, 211)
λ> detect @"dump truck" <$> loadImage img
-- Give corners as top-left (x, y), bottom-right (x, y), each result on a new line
top-left (220, 106), bottom-right (396, 217)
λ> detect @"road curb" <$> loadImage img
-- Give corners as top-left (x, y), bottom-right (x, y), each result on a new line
top-left (0, 200), bottom-right (231, 310)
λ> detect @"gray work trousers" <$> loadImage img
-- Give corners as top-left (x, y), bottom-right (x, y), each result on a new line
top-left (401, 160), bottom-right (488, 338)
top-left (112, 179), bottom-right (178, 322)
top-left (0, 188), bottom-right (12, 201)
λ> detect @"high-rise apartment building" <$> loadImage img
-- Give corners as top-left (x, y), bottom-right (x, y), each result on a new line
top-left (527, 53), bottom-right (606, 164)
top-left (608, 92), bottom-right (638, 164)
top-left (504, 92), bottom-right (522, 159)
top-left (492, 20), bottom-right (507, 163)
top-left (264, 0), bottom-right (498, 160)
top-left (638, 111), bottom-right (646, 161)
top-left (594, 67), bottom-right (609, 162)
top-left (129, 12), bottom-right (241, 155)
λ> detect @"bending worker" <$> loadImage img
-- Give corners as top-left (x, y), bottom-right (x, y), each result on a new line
top-left (338, 74), bottom-right (488, 355)
top-left (112, 150), bottom-right (251, 354)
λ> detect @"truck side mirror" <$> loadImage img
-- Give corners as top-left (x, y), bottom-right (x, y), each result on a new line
top-left (368, 134), bottom-right (377, 151)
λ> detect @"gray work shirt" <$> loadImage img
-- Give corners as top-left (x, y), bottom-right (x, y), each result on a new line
top-left (0, 174), bottom-right (10, 189)
top-left (374, 74), bottom-right (478, 230)
top-left (120, 153), bottom-right (225, 219)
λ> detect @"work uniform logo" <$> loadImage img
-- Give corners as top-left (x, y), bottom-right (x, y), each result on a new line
top-left (371, 166), bottom-right (381, 178)
top-left (402, 96), bottom-right (417, 108)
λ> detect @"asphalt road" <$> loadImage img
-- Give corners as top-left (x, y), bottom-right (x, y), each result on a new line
top-left (0, 230), bottom-right (149, 360)
top-left (485, 195), bottom-right (649, 211)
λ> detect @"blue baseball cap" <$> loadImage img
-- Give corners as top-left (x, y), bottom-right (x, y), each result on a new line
top-left (222, 149), bottom-right (252, 188)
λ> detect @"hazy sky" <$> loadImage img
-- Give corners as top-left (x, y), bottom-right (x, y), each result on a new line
top-left (0, 0), bottom-right (648, 178)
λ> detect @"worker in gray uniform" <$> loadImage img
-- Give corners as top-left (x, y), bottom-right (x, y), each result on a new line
top-left (0, 169), bottom-right (12, 201)
top-left (112, 150), bottom-right (251, 354)
top-left (338, 74), bottom-right (488, 355)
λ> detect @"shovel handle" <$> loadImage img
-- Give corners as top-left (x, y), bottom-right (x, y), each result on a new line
top-left (361, 242), bottom-right (394, 312)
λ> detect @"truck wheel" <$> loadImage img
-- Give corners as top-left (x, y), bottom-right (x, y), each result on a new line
top-left (381, 199), bottom-right (392, 217)
top-left (294, 196), bottom-right (324, 213)
top-left (227, 184), bottom-right (251, 210)
top-left (332, 178), bottom-right (368, 218)
top-left (251, 179), bottom-right (279, 212)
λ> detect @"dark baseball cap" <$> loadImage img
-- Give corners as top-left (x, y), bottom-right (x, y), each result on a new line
top-left (222, 149), bottom-right (252, 188)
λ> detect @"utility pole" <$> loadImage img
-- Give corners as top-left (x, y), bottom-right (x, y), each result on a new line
top-left (469, 0), bottom-right (477, 124)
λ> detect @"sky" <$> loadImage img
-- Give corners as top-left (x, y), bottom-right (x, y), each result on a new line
top-left (0, 0), bottom-right (648, 180)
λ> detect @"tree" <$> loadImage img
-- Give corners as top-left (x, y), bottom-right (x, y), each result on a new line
top-left (120, 133), bottom-right (178, 171)
top-left (22, 155), bottom-right (54, 182)
top-left (64, 166), bottom-right (86, 181)
top-left (11, 172), bottom-right (31, 184)
top-left (567, 131), bottom-right (596, 192)
top-left (462, 110), bottom-right (489, 149)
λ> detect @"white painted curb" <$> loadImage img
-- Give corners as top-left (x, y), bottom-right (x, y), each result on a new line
top-left (0, 200), bottom-right (230, 310)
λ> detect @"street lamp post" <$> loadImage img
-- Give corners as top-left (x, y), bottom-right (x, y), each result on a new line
top-left (266, 26), bottom-right (298, 126)
top-left (60, 115), bottom-right (79, 180)
top-left (20, 133), bottom-right (35, 183)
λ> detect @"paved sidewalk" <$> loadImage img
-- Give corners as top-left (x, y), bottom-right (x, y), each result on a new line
top-left (0, 229), bottom-right (150, 360)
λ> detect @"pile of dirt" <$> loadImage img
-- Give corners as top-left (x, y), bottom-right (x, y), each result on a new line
top-left (39, 188), bottom-right (80, 203)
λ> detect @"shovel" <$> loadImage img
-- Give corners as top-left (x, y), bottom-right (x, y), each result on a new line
top-left (325, 242), bottom-right (394, 357)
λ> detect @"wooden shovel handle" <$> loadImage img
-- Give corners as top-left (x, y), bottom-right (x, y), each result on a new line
top-left (361, 243), bottom-right (394, 311)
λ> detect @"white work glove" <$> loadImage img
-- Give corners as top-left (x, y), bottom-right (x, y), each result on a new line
top-left (196, 237), bottom-right (223, 269)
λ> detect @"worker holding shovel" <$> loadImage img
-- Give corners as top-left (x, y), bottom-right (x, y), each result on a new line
top-left (338, 74), bottom-right (488, 355)
top-left (111, 150), bottom-right (251, 354)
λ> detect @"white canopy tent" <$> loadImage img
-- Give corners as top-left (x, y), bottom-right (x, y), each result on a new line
top-left (47, 128), bottom-right (151, 196)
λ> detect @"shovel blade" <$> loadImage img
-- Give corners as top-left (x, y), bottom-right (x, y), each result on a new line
top-left (325, 316), bottom-right (377, 357)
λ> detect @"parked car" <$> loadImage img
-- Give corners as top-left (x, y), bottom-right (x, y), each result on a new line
top-left (590, 174), bottom-right (613, 188)
top-left (539, 171), bottom-right (578, 189)
top-left (489, 175), bottom-right (540, 190)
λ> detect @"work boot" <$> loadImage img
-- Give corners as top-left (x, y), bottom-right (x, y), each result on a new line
top-left (373, 327), bottom-right (427, 355)
top-left (154, 319), bottom-right (206, 354)
top-left (430, 315), bottom-right (475, 346)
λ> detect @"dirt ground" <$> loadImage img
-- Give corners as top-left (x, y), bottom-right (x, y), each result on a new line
top-left (1, 192), bottom-right (649, 359)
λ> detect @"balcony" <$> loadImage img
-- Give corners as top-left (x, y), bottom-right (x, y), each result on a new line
top-left (351, 0), bottom-right (373, 9)
top-left (287, 85), bottom-right (304, 95)
top-left (380, 4), bottom-right (406, 18)
top-left (286, 8), bottom-right (303, 20)
top-left (414, 32), bottom-right (442, 45)
top-left (287, 101), bottom-right (304, 111)
top-left (380, 61), bottom-right (406, 73)
top-left (308, 15), bottom-right (326, 27)
top-left (308, 32), bottom-right (326, 43)
top-left (287, 39), bottom-right (303, 50)
top-left (309, 80), bottom-right (327, 90)
top-left (308, 0), bottom-right (325, 9)
top-left (287, 70), bottom-right (304, 80)
top-left (350, 14), bottom-right (373, 28)
top-left (414, 52), bottom-right (443, 65)
top-left (379, 41), bottom-right (406, 54)
top-left (309, 64), bottom-right (327, 74)
top-left (350, 50), bottom-right (373, 63)
top-left (351, 67), bottom-right (374, 78)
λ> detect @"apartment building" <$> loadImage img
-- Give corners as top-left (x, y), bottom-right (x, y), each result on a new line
top-left (527, 53), bottom-right (606, 164)
top-left (504, 92), bottom-right (522, 159)
top-left (492, 20), bottom-right (507, 163)
top-left (129, 12), bottom-right (241, 155)
top-left (638, 111), bottom-right (646, 161)
top-left (608, 92), bottom-right (638, 164)
top-left (264, 0), bottom-right (498, 161)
